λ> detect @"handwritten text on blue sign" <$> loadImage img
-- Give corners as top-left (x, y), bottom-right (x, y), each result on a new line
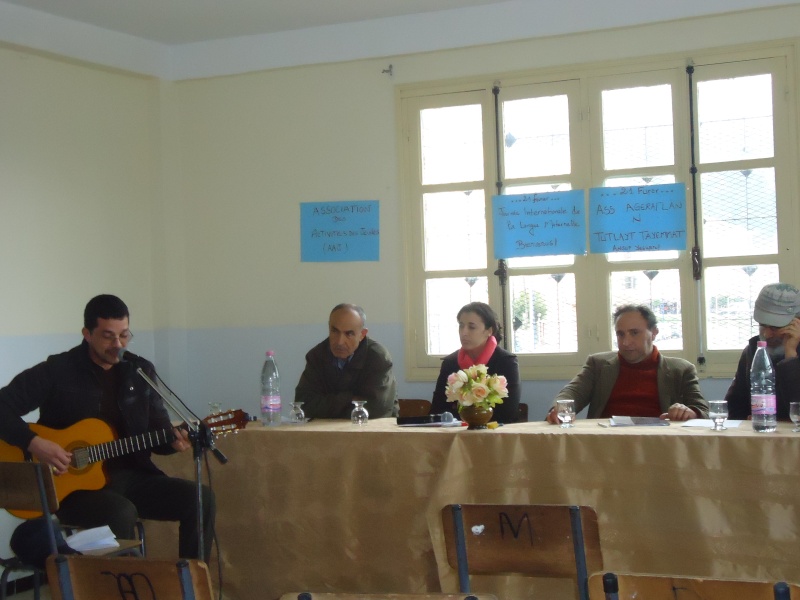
top-left (300, 200), bottom-right (379, 262)
top-left (588, 184), bottom-right (687, 253)
top-left (492, 190), bottom-right (586, 258)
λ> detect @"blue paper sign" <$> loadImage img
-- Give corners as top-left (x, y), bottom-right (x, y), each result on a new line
top-left (300, 201), bottom-right (380, 262)
top-left (588, 184), bottom-right (687, 253)
top-left (492, 190), bottom-right (586, 258)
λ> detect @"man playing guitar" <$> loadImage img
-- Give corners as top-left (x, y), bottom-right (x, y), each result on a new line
top-left (0, 294), bottom-right (216, 560)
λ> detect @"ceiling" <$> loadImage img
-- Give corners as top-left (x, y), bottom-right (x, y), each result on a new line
top-left (1, 0), bottom-right (798, 80)
top-left (0, 0), bottom-right (514, 45)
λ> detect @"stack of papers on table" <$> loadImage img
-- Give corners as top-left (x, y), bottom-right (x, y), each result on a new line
top-left (609, 416), bottom-right (670, 427)
top-left (65, 525), bottom-right (120, 551)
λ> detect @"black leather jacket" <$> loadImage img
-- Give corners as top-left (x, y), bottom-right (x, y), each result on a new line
top-left (0, 341), bottom-right (175, 472)
top-left (725, 335), bottom-right (800, 420)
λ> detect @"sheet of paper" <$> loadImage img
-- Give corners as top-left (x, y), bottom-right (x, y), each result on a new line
top-left (66, 525), bottom-right (120, 551)
top-left (609, 416), bottom-right (670, 427)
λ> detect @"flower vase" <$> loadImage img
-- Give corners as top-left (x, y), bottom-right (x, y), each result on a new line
top-left (460, 405), bottom-right (493, 430)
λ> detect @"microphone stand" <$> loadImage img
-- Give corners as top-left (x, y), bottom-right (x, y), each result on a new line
top-left (135, 367), bottom-right (227, 562)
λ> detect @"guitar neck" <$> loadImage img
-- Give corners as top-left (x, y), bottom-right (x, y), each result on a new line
top-left (78, 427), bottom-right (176, 466)
top-left (63, 410), bottom-right (247, 470)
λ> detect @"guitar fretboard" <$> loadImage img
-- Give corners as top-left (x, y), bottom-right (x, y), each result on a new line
top-left (73, 427), bottom-right (175, 468)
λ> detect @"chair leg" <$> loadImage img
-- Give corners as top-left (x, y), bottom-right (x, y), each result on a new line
top-left (1, 567), bottom-right (10, 600)
top-left (569, 506), bottom-right (590, 600)
top-left (32, 570), bottom-right (41, 600)
top-left (53, 555), bottom-right (76, 600)
top-left (135, 520), bottom-right (147, 556)
top-left (774, 581), bottom-right (790, 600)
top-left (176, 560), bottom-right (195, 600)
top-left (602, 573), bottom-right (619, 600)
top-left (450, 504), bottom-right (471, 594)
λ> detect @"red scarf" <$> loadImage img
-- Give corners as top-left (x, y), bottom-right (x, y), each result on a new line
top-left (458, 336), bottom-right (498, 370)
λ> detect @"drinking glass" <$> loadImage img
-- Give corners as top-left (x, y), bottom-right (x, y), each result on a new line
top-left (351, 400), bottom-right (369, 426)
top-left (708, 400), bottom-right (728, 431)
top-left (556, 399), bottom-right (575, 429)
top-left (208, 402), bottom-right (222, 415)
top-left (289, 402), bottom-right (305, 424)
top-left (790, 402), bottom-right (800, 432)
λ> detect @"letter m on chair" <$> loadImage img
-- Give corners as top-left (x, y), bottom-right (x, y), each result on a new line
top-left (441, 504), bottom-right (603, 600)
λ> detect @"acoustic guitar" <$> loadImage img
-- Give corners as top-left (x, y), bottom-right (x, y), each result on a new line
top-left (0, 408), bottom-right (250, 518)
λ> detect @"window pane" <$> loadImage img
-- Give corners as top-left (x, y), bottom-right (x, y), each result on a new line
top-left (502, 95), bottom-right (571, 178)
top-left (698, 74), bottom-right (774, 163)
top-left (705, 264), bottom-right (779, 350)
top-left (603, 175), bottom-right (679, 263)
top-left (602, 85), bottom-right (674, 170)
top-left (504, 183), bottom-right (576, 268)
top-left (701, 168), bottom-right (777, 258)
top-left (609, 269), bottom-right (682, 350)
top-left (426, 277), bottom-right (489, 354)
top-left (509, 273), bottom-right (577, 353)
top-left (420, 105), bottom-right (484, 185)
top-left (423, 190), bottom-right (487, 271)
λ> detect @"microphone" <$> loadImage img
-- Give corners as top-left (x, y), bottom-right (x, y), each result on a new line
top-left (118, 348), bottom-right (146, 364)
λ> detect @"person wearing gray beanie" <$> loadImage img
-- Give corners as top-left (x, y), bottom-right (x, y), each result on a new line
top-left (725, 283), bottom-right (800, 420)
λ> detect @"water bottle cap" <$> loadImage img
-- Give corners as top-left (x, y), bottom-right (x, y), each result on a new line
top-left (266, 350), bottom-right (275, 357)
top-left (757, 341), bottom-right (767, 348)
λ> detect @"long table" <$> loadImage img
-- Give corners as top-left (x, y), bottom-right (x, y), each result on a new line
top-left (150, 418), bottom-right (800, 599)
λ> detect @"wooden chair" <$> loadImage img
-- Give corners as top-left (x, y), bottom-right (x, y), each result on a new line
top-left (0, 461), bottom-right (144, 600)
top-left (0, 461), bottom-right (59, 600)
top-left (588, 572), bottom-right (800, 599)
top-left (47, 554), bottom-right (213, 600)
top-left (398, 399), bottom-right (432, 418)
top-left (441, 504), bottom-right (603, 600)
top-left (281, 594), bottom-right (498, 600)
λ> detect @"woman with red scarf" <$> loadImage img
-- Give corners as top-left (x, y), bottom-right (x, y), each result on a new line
top-left (431, 302), bottom-right (521, 423)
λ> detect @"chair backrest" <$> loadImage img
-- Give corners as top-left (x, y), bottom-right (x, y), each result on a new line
top-left (398, 399), bottom-right (432, 418)
top-left (0, 460), bottom-right (60, 557)
top-left (442, 504), bottom-right (602, 600)
top-left (0, 461), bottom-right (59, 515)
top-left (588, 572), bottom-right (800, 599)
top-left (47, 554), bottom-right (214, 600)
top-left (281, 594), bottom-right (498, 600)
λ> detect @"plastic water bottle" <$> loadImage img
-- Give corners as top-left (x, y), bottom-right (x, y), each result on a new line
top-left (260, 351), bottom-right (281, 426)
top-left (750, 340), bottom-right (777, 433)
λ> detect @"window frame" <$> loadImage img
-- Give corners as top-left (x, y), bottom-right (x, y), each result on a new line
top-left (399, 43), bottom-right (799, 383)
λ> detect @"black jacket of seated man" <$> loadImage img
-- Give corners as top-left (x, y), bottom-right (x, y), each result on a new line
top-left (295, 336), bottom-right (398, 419)
top-left (0, 340), bottom-right (215, 560)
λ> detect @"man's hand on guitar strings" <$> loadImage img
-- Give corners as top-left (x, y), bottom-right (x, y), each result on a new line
top-left (171, 427), bottom-right (191, 452)
top-left (27, 436), bottom-right (72, 475)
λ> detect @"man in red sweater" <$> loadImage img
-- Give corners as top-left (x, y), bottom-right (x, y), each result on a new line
top-left (546, 305), bottom-right (707, 423)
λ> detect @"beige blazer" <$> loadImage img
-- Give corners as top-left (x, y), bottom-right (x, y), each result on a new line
top-left (555, 350), bottom-right (708, 418)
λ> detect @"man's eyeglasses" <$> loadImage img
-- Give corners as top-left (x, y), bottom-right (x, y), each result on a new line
top-left (101, 331), bottom-right (134, 343)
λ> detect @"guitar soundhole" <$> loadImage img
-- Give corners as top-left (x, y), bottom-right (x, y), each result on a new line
top-left (68, 445), bottom-right (93, 472)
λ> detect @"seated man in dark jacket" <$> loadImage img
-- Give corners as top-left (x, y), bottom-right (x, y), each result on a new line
top-left (725, 283), bottom-right (800, 420)
top-left (0, 294), bottom-right (215, 560)
top-left (295, 303), bottom-right (397, 419)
